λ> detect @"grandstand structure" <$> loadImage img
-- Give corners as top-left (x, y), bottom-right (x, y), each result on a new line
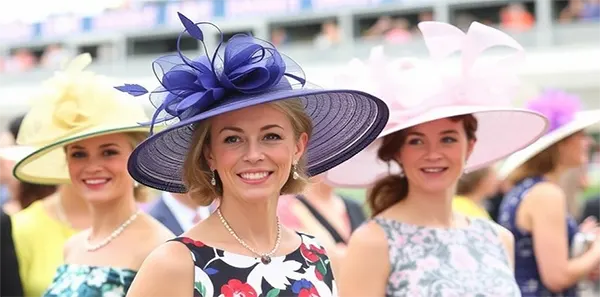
top-left (0, 0), bottom-right (599, 130)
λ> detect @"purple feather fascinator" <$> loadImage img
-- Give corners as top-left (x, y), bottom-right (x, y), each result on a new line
top-left (526, 89), bottom-right (582, 133)
top-left (115, 13), bottom-right (306, 134)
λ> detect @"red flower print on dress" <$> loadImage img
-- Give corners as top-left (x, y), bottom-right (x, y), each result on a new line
top-left (300, 244), bottom-right (328, 280)
top-left (220, 279), bottom-right (257, 297)
top-left (300, 243), bottom-right (325, 263)
top-left (181, 237), bottom-right (205, 248)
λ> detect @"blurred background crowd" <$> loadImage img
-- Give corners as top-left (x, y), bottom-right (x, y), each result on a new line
top-left (0, 0), bottom-right (599, 296)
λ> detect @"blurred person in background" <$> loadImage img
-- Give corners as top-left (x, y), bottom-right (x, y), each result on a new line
top-left (498, 89), bottom-right (600, 297)
top-left (12, 53), bottom-right (173, 297)
top-left (8, 68), bottom-right (93, 297)
top-left (383, 18), bottom-right (413, 44)
top-left (1, 209), bottom-right (24, 297)
top-left (453, 166), bottom-right (499, 220)
top-left (0, 129), bottom-right (15, 206)
top-left (323, 22), bottom-right (547, 296)
top-left (314, 20), bottom-right (341, 49)
top-left (40, 44), bottom-right (71, 69)
top-left (0, 114), bottom-right (57, 215)
top-left (147, 191), bottom-right (216, 236)
top-left (500, 3), bottom-right (535, 32)
top-left (277, 174), bottom-right (367, 278)
top-left (11, 184), bottom-right (90, 297)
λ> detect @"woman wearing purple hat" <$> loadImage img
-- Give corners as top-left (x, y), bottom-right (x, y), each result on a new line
top-left (116, 12), bottom-right (389, 297)
top-left (323, 22), bottom-right (549, 296)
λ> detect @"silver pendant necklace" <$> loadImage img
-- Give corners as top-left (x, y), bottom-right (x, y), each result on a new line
top-left (85, 210), bottom-right (141, 252)
top-left (217, 208), bottom-right (281, 264)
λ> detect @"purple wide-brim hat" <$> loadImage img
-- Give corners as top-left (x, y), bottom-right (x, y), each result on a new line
top-left (115, 13), bottom-right (389, 193)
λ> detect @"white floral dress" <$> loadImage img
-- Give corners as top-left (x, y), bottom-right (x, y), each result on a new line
top-left (173, 232), bottom-right (337, 297)
top-left (375, 217), bottom-right (521, 297)
top-left (43, 264), bottom-right (136, 297)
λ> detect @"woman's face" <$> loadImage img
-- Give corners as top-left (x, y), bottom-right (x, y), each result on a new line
top-left (396, 118), bottom-right (475, 195)
top-left (205, 103), bottom-right (307, 203)
top-left (66, 133), bottom-right (135, 203)
top-left (558, 130), bottom-right (593, 168)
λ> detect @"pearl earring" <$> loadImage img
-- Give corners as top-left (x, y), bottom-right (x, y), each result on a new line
top-left (398, 165), bottom-right (405, 178)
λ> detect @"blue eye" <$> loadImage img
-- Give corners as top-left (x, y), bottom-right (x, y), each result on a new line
top-left (442, 137), bottom-right (457, 143)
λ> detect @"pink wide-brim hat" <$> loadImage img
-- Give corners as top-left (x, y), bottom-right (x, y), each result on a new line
top-left (323, 21), bottom-right (549, 188)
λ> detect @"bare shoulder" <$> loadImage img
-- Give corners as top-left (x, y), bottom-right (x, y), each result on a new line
top-left (526, 181), bottom-right (565, 204)
top-left (346, 220), bottom-right (389, 252)
top-left (130, 215), bottom-right (176, 266)
top-left (126, 241), bottom-right (195, 297)
top-left (63, 229), bottom-right (88, 260)
top-left (489, 221), bottom-right (515, 246)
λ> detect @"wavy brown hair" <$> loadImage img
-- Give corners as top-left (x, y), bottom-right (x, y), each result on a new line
top-left (367, 115), bottom-right (479, 217)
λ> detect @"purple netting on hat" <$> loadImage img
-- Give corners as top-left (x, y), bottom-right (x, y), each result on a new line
top-left (114, 12), bottom-right (389, 192)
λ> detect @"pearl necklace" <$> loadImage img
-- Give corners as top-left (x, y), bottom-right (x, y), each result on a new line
top-left (217, 208), bottom-right (281, 264)
top-left (85, 210), bottom-right (141, 252)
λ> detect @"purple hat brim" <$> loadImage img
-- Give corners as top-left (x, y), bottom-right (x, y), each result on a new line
top-left (127, 87), bottom-right (389, 193)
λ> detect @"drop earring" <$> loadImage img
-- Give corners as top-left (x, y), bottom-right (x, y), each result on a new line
top-left (210, 170), bottom-right (216, 186)
top-left (398, 165), bottom-right (405, 178)
top-left (292, 161), bottom-right (299, 180)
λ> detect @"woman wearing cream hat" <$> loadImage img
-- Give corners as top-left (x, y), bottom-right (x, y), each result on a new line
top-left (8, 118), bottom-right (92, 296)
top-left (13, 54), bottom-right (173, 297)
top-left (498, 89), bottom-right (600, 297)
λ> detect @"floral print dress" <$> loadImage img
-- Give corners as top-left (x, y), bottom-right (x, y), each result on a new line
top-left (375, 217), bottom-right (521, 297)
top-left (42, 264), bottom-right (136, 297)
top-left (172, 232), bottom-right (337, 297)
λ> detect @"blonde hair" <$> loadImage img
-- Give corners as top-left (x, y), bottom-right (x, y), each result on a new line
top-left (126, 132), bottom-right (150, 202)
top-left (183, 99), bottom-right (313, 206)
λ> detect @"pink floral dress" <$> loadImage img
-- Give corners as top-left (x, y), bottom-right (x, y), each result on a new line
top-left (375, 217), bottom-right (521, 297)
top-left (172, 232), bottom-right (336, 297)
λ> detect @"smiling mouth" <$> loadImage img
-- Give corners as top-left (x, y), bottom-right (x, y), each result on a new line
top-left (420, 167), bottom-right (448, 174)
top-left (83, 178), bottom-right (111, 185)
top-left (237, 171), bottom-right (273, 181)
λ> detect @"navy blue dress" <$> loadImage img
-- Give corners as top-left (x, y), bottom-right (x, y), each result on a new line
top-left (499, 176), bottom-right (578, 297)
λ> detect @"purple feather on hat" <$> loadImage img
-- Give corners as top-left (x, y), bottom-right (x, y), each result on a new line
top-left (114, 13), bottom-right (306, 134)
top-left (526, 89), bottom-right (582, 133)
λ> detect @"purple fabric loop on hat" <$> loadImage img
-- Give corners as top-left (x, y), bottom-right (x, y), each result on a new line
top-left (115, 13), bottom-right (306, 134)
top-left (526, 89), bottom-right (581, 133)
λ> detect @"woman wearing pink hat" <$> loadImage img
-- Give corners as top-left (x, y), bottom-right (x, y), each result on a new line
top-left (324, 22), bottom-right (549, 296)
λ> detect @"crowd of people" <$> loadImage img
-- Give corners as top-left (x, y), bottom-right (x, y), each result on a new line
top-left (0, 9), bottom-right (599, 297)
